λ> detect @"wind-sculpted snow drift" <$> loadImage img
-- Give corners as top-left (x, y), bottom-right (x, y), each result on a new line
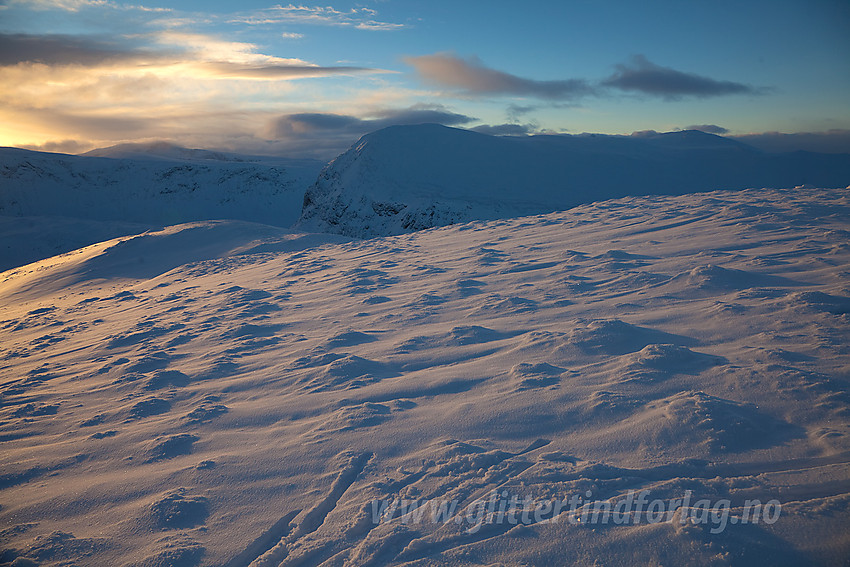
top-left (297, 124), bottom-right (850, 238)
top-left (1, 187), bottom-right (849, 565)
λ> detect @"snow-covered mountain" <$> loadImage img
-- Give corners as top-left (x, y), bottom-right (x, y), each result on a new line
top-left (0, 146), bottom-right (322, 226)
top-left (297, 124), bottom-right (850, 238)
top-left (0, 146), bottom-right (324, 270)
top-left (1, 187), bottom-right (848, 565)
top-left (4, 127), bottom-right (849, 272)
top-left (82, 141), bottom-right (246, 162)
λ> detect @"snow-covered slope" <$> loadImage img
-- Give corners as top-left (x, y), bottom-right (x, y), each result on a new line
top-left (0, 220), bottom-right (351, 301)
top-left (1, 187), bottom-right (848, 566)
top-left (0, 146), bottom-right (324, 271)
top-left (0, 216), bottom-right (157, 274)
top-left (0, 146), bottom-right (322, 226)
top-left (297, 124), bottom-right (850, 238)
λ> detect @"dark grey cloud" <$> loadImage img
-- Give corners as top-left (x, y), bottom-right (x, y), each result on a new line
top-left (271, 106), bottom-right (476, 138)
top-left (404, 52), bottom-right (768, 104)
top-left (730, 130), bottom-right (850, 154)
top-left (277, 113), bottom-right (361, 133)
top-left (267, 106), bottom-right (478, 157)
top-left (603, 55), bottom-right (763, 99)
top-left (0, 32), bottom-right (156, 66)
top-left (369, 107), bottom-right (478, 128)
top-left (0, 32), bottom-right (387, 78)
top-left (506, 104), bottom-right (537, 122)
top-left (404, 53), bottom-right (594, 100)
top-left (685, 124), bottom-right (729, 135)
top-left (470, 123), bottom-right (535, 136)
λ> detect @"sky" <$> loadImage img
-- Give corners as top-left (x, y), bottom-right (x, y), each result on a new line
top-left (1, 0), bottom-right (849, 158)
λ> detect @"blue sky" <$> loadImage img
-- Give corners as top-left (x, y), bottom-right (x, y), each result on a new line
top-left (1, 0), bottom-right (848, 157)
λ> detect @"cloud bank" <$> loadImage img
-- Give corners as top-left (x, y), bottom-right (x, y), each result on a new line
top-left (404, 53), bottom-right (768, 104)
top-left (0, 33), bottom-right (157, 66)
top-left (271, 107), bottom-right (475, 136)
top-left (265, 106), bottom-right (476, 156)
top-left (0, 29), bottom-right (393, 155)
top-left (403, 53), bottom-right (593, 100)
top-left (0, 0), bottom-right (806, 161)
top-left (0, 31), bottom-right (388, 77)
top-left (603, 55), bottom-right (762, 99)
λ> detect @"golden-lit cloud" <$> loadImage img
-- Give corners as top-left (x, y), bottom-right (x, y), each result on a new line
top-left (0, 29), bottom-right (393, 152)
top-left (0, 0), bottom-right (411, 154)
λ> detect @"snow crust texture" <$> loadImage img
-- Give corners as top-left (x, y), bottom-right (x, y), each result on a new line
top-left (1, 187), bottom-right (849, 566)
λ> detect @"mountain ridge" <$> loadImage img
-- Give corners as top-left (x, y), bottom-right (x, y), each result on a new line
top-left (3, 126), bottom-right (849, 271)
top-left (0, 146), bottom-right (323, 224)
top-left (296, 124), bottom-right (850, 238)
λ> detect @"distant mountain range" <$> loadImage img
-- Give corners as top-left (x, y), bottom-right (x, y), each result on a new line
top-left (2, 125), bottom-right (849, 269)
top-left (296, 124), bottom-right (850, 238)
top-left (0, 145), bottom-right (322, 270)
top-left (0, 145), bottom-right (322, 226)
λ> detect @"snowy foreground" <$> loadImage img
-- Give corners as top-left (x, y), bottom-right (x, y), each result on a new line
top-left (1, 187), bottom-right (849, 566)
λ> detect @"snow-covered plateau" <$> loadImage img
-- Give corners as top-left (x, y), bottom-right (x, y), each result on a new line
top-left (0, 128), bottom-right (849, 566)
